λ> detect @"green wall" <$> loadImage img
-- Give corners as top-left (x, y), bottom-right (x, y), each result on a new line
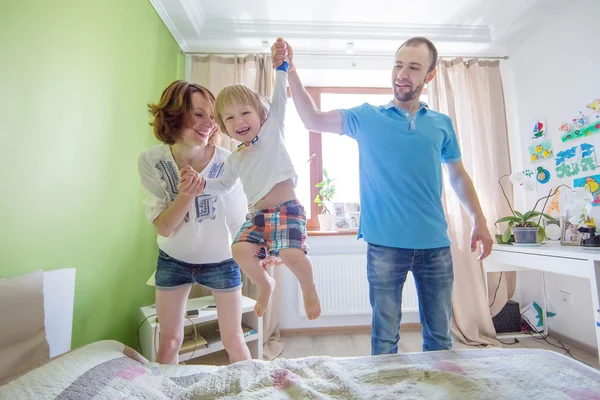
top-left (0, 0), bottom-right (183, 348)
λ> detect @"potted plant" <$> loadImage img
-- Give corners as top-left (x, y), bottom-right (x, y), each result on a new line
top-left (495, 174), bottom-right (560, 244)
top-left (314, 169), bottom-right (336, 231)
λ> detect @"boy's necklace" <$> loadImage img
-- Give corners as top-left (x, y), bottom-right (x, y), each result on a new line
top-left (236, 135), bottom-right (259, 152)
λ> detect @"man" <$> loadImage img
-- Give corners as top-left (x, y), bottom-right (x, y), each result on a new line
top-left (272, 37), bottom-right (494, 355)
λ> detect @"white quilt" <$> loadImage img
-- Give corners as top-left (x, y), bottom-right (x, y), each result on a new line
top-left (1, 340), bottom-right (599, 399)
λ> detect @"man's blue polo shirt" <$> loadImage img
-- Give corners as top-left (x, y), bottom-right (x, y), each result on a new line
top-left (339, 101), bottom-right (462, 249)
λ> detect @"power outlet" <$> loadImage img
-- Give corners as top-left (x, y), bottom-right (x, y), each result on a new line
top-left (559, 290), bottom-right (572, 305)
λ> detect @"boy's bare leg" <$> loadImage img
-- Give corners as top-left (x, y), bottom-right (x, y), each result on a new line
top-left (279, 248), bottom-right (321, 320)
top-left (232, 242), bottom-right (275, 317)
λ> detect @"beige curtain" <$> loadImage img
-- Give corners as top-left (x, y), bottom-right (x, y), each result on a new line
top-left (429, 58), bottom-right (515, 347)
top-left (189, 54), bottom-right (283, 360)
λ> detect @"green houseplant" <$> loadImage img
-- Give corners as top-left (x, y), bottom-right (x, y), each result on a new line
top-left (314, 169), bottom-right (336, 231)
top-left (495, 174), bottom-right (560, 244)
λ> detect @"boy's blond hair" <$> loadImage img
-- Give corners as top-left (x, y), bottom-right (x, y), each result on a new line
top-left (214, 84), bottom-right (270, 135)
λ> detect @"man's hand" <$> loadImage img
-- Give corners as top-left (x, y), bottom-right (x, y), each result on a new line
top-left (471, 218), bottom-right (494, 261)
top-left (443, 162), bottom-right (493, 261)
top-left (271, 38), bottom-right (294, 72)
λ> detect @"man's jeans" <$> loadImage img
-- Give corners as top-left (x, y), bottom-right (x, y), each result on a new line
top-left (367, 243), bottom-right (454, 355)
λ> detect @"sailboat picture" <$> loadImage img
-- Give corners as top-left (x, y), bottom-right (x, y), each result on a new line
top-left (532, 119), bottom-right (545, 139)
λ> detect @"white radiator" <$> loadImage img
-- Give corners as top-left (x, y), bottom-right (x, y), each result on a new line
top-left (298, 254), bottom-right (419, 317)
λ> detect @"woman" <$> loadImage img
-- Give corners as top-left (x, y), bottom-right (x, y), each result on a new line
top-left (138, 80), bottom-right (270, 365)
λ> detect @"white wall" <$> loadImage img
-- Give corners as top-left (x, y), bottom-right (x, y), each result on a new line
top-left (504, 0), bottom-right (600, 349)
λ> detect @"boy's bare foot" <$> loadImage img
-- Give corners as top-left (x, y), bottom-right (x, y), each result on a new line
top-left (302, 283), bottom-right (321, 320)
top-left (254, 275), bottom-right (276, 317)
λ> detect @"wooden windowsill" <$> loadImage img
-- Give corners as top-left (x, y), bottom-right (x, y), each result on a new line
top-left (307, 229), bottom-right (358, 237)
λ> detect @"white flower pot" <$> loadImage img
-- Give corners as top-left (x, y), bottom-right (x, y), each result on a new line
top-left (318, 214), bottom-right (333, 231)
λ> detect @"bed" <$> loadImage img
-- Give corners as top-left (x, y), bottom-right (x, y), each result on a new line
top-left (2, 269), bottom-right (600, 399)
top-left (2, 339), bottom-right (600, 399)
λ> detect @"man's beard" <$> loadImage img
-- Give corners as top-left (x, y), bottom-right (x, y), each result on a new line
top-left (394, 82), bottom-right (424, 102)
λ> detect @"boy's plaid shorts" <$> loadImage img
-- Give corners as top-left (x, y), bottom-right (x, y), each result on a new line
top-left (234, 200), bottom-right (309, 255)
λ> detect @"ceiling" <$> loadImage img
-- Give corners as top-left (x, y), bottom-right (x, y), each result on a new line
top-left (149, 0), bottom-right (570, 58)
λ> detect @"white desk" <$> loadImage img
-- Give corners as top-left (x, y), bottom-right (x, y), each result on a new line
top-left (485, 243), bottom-right (600, 361)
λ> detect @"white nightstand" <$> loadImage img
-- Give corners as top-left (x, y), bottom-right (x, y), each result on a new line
top-left (139, 295), bottom-right (263, 363)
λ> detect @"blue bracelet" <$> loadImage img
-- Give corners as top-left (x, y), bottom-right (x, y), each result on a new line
top-left (276, 61), bottom-right (289, 72)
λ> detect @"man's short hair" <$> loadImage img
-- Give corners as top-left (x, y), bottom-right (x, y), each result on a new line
top-left (397, 37), bottom-right (438, 73)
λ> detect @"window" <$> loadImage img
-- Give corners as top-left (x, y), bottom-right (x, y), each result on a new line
top-left (284, 87), bottom-right (428, 230)
top-left (284, 99), bottom-right (311, 219)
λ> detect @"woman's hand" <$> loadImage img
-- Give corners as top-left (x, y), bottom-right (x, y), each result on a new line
top-left (178, 166), bottom-right (204, 198)
top-left (261, 255), bottom-right (283, 268)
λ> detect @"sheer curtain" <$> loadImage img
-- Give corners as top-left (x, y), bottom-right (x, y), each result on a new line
top-left (429, 58), bottom-right (515, 346)
top-left (189, 54), bottom-right (284, 360)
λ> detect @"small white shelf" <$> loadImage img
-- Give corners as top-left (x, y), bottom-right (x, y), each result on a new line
top-left (139, 295), bottom-right (263, 363)
top-left (178, 333), bottom-right (260, 362)
top-left (140, 295), bottom-right (258, 328)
